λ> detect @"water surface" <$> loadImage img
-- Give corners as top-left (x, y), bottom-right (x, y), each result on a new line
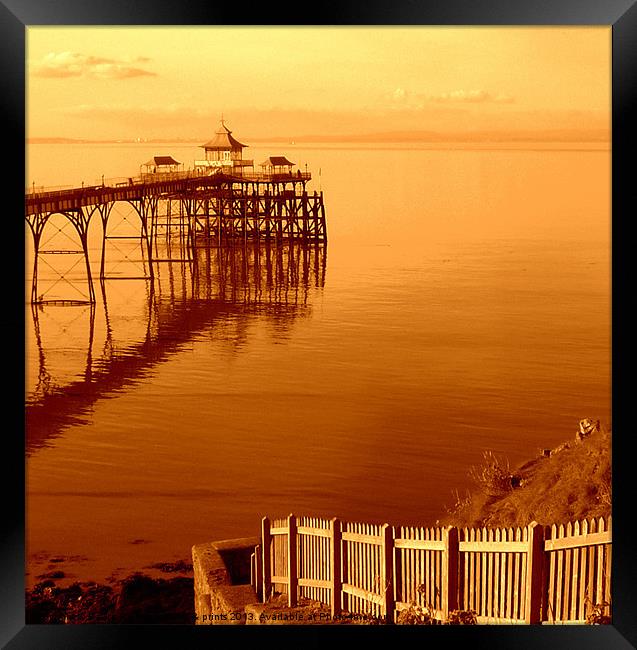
top-left (25, 141), bottom-right (611, 586)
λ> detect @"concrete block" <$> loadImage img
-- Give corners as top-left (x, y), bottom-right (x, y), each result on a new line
top-left (192, 537), bottom-right (260, 625)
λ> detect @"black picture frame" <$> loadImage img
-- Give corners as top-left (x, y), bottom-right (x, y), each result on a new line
top-left (4, 1), bottom-right (634, 648)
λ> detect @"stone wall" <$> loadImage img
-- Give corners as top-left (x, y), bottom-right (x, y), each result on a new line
top-left (191, 536), bottom-right (260, 625)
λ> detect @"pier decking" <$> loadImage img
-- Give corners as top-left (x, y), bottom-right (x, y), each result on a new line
top-left (25, 169), bottom-right (314, 216)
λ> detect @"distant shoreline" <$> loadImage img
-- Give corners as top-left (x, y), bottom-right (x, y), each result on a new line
top-left (27, 132), bottom-right (610, 147)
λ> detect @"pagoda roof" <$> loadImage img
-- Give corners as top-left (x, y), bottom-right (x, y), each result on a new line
top-left (261, 156), bottom-right (295, 167)
top-left (144, 156), bottom-right (180, 166)
top-left (201, 121), bottom-right (247, 150)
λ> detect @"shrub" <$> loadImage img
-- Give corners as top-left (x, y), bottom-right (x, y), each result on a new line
top-left (446, 609), bottom-right (478, 625)
top-left (396, 585), bottom-right (477, 625)
top-left (469, 450), bottom-right (513, 497)
top-left (396, 601), bottom-right (439, 625)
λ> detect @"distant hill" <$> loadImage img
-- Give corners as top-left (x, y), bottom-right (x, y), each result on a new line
top-left (27, 137), bottom-right (87, 144)
top-left (250, 129), bottom-right (610, 145)
top-left (29, 130), bottom-right (609, 146)
top-left (26, 137), bottom-right (203, 145)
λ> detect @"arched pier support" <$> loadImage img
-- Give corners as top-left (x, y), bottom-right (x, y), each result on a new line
top-left (26, 208), bottom-right (97, 304)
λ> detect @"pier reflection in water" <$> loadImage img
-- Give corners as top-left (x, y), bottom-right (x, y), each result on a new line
top-left (25, 240), bottom-right (326, 456)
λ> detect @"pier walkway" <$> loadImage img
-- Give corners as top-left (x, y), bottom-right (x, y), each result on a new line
top-left (25, 169), bottom-right (313, 216)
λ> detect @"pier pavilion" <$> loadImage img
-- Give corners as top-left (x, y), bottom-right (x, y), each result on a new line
top-left (142, 155), bottom-right (182, 177)
top-left (194, 118), bottom-right (254, 176)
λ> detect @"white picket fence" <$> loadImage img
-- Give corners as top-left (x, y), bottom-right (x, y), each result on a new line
top-left (250, 514), bottom-right (612, 624)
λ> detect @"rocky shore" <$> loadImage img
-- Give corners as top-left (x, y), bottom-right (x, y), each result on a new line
top-left (26, 564), bottom-right (195, 625)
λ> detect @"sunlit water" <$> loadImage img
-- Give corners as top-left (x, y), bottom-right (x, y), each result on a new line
top-left (25, 141), bottom-right (611, 586)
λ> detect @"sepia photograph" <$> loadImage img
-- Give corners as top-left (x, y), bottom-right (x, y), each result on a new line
top-left (8, 8), bottom-right (632, 645)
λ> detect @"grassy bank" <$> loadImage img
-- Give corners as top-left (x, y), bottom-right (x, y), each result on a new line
top-left (441, 423), bottom-right (611, 529)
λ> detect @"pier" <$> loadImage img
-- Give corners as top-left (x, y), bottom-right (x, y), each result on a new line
top-left (25, 121), bottom-right (327, 305)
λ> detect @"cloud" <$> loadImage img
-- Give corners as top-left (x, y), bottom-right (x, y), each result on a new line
top-left (392, 87), bottom-right (407, 101)
top-left (431, 90), bottom-right (515, 104)
top-left (64, 104), bottom-right (213, 122)
top-left (43, 101), bottom-right (608, 142)
top-left (390, 87), bottom-right (515, 106)
top-left (32, 52), bottom-right (156, 79)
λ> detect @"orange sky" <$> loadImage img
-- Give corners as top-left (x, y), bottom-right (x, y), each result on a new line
top-left (26, 26), bottom-right (610, 141)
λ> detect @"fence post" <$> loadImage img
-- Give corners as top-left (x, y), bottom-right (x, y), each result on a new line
top-left (392, 526), bottom-right (401, 618)
top-left (261, 517), bottom-right (271, 604)
top-left (381, 523), bottom-right (394, 624)
top-left (525, 521), bottom-right (545, 624)
top-left (254, 544), bottom-right (262, 601)
top-left (331, 518), bottom-right (342, 618)
top-left (288, 513), bottom-right (298, 607)
top-left (443, 526), bottom-right (460, 620)
top-left (540, 531), bottom-right (551, 623)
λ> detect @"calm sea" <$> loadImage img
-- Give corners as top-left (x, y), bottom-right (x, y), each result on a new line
top-left (25, 140), bottom-right (611, 586)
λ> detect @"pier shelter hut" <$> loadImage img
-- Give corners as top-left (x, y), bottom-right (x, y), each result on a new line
top-left (195, 119), bottom-right (254, 176)
top-left (142, 156), bottom-right (181, 178)
top-left (260, 156), bottom-right (295, 179)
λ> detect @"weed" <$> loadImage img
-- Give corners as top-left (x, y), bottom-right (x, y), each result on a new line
top-left (396, 585), bottom-right (477, 625)
top-left (469, 450), bottom-right (513, 497)
top-left (446, 609), bottom-right (478, 625)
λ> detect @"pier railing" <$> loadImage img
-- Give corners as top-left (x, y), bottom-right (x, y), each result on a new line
top-left (26, 169), bottom-right (312, 198)
top-left (251, 514), bottom-right (612, 624)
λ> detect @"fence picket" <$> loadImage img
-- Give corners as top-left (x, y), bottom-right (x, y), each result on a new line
top-left (480, 528), bottom-right (487, 617)
top-left (500, 528), bottom-right (506, 618)
top-left (513, 527), bottom-right (522, 620)
top-left (494, 528), bottom-right (501, 618)
top-left (464, 528), bottom-right (470, 612)
top-left (571, 521), bottom-right (580, 620)
top-left (487, 528), bottom-right (494, 618)
top-left (578, 519), bottom-right (588, 620)
top-left (525, 522), bottom-right (544, 624)
top-left (604, 541), bottom-right (612, 617)
top-left (350, 523), bottom-right (355, 614)
top-left (434, 527), bottom-right (441, 611)
top-left (506, 528), bottom-right (514, 619)
top-left (261, 517), bottom-right (271, 603)
top-left (563, 521), bottom-right (572, 620)
top-left (382, 523), bottom-right (394, 622)
top-left (341, 523), bottom-right (348, 614)
top-left (587, 518), bottom-right (597, 616)
top-left (468, 528), bottom-right (474, 613)
top-left (365, 524), bottom-right (371, 613)
top-left (358, 523), bottom-right (363, 614)
top-left (555, 524), bottom-right (564, 620)
top-left (414, 528), bottom-right (421, 607)
top-left (521, 526), bottom-right (528, 620)
top-left (406, 528), bottom-right (412, 606)
top-left (313, 518), bottom-right (318, 602)
top-left (547, 524), bottom-right (557, 622)
top-left (596, 517), bottom-right (605, 607)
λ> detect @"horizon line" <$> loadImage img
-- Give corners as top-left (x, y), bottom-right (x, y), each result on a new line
top-left (27, 129), bottom-right (610, 146)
